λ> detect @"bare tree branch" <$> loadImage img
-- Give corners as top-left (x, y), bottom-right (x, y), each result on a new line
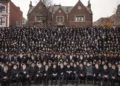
top-left (35, 0), bottom-right (52, 7)
top-left (113, 8), bottom-right (117, 14)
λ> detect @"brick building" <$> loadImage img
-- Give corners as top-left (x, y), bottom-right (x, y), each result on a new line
top-left (0, 0), bottom-right (23, 27)
top-left (94, 4), bottom-right (120, 27)
top-left (27, 0), bottom-right (93, 27)
top-left (93, 17), bottom-right (110, 26)
top-left (116, 5), bottom-right (120, 26)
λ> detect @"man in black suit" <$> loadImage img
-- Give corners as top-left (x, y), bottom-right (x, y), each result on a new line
top-left (72, 63), bottom-right (78, 85)
top-left (102, 64), bottom-right (110, 86)
top-left (117, 64), bottom-right (120, 86)
top-left (10, 64), bottom-right (20, 86)
top-left (43, 64), bottom-right (50, 86)
top-left (93, 63), bottom-right (102, 85)
top-left (35, 62), bottom-right (44, 84)
top-left (20, 64), bottom-right (31, 86)
top-left (77, 63), bottom-right (86, 84)
top-left (51, 64), bottom-right (58, 85)
top-left (29, 63), bottom-right (36, 84)
top-left (58, 63), bottom-right (65, 86)
top-left (1, 65), bottom-right (10, 86)
top-left (86, 62), bottom-right (93, 84)
top-left (110, 64), bottom-right (117, 86)
top-left (65, 63), bottom-right (72, 84)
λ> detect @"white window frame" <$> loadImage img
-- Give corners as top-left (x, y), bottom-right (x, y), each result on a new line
top-left (35, 16), bottom-right (43, 22)
top-left (0, 4), bottom-right (6, 14)
top-left (0, 16), bottom-right (6, 27)
top-left (56, 16), bottom-right (64, 23)
top-left (75, 16), bottom-right (85, 22)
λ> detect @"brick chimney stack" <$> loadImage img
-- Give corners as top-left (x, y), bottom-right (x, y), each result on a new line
top-left (29, 1), bottom-right (32, 9)
top-left (88, 0), bottom-right (91, 9)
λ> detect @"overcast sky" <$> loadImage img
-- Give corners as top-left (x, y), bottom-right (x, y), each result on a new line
top-left (12, 0), bottom-right (120, 22)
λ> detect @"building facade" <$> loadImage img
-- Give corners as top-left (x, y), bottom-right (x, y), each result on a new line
top-left (94, 4), bottom-right (120, 27)
top-left (93, 17), bottom-right (110, 26)
top-left (27, 0), bottom-right (93, 27)
top-left (116, 5), bottom-right (120, 27)
top-left (0, 0), bottom-right (23, 27)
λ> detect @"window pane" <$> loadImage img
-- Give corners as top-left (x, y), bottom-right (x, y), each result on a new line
top-left (75, 17), bottom-right (77, 21)
top-left (36, 16), bottom-right (43, 22)
top-left (2, 17), bottom-right (5, 23)
top-left (0, 17), bottom-right (5, 25)
top-left (75, 16), bottom-right (84, 22)
top-left (0, 0), bottom-right (9, 3)
top-left (0, 6), bottom-right (5, 13)
top-left (57, 17), bottom-right (63, 22)
top-left (81, 17), bottom-right (84, 21)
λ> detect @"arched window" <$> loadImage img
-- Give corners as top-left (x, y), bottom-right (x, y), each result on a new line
top-left (0, 5), bottom-right (6, 13)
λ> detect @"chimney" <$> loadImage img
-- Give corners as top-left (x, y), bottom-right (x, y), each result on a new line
top-left (88, 0), bottom-right (91, 9)
top-left (29, 1), bottom-right (32, 9)
top-left (54, 4), bottom-right (61, 7)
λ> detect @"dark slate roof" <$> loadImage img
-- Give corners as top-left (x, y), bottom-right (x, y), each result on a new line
top-left (49, 5), bottom-right (73, 14)
top-left (28, 5), bottom-right (92, 14)
top-left (49, 5), bottom-right (92, 14)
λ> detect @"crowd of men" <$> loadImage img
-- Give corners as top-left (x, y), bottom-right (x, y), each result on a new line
top-left (0, 27), bottom-right (120, 54)
top-left (0, 27), bottom-right (120, 86)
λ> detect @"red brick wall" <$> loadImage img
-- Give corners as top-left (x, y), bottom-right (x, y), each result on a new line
top-left (0, 2), bottom-right (8, 27)
top-left (10, 1), bottom-right (23, 26)
top-left (28, 1), bottom-right (48, 26)
top-left (116, 5), bottom-right (120, 26)
top-left (53, 7), bottom-right (67, 26)
top-left (0, 0), bottom-right (22, 27)
top-left (68, 0), bottom-right (92, 27)
top-left (28, 1), bottom-right (93, 27)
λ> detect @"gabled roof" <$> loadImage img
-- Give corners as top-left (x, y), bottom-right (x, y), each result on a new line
top-left (28, 1), bottom-right (92, 14)
top-left (49, 5), bottom-right (92, 14)
top-left (61, 6), bottom-right (73, 13)
top-left (28, 1), bottom-right (46, 14)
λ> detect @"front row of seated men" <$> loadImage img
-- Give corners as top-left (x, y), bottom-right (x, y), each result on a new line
top-left (0, 61), bottom-right (120, 86)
